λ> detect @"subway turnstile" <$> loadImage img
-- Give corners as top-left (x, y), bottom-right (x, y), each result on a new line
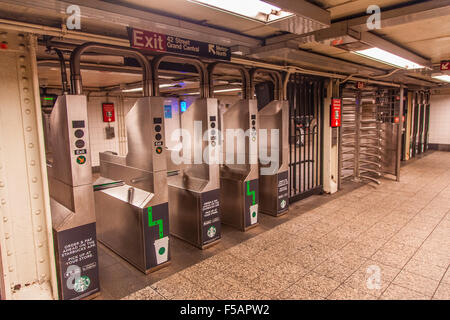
top-left (210, 63), bottom-right (259, 231)
top-left (47, 94), bottom-right (100, 300)
top-left (156, 55), bottom-right (221, 249)
top-left (252, 69), bottom-right (289, 216)
top-left (76, 44), bottom-right (171, 274)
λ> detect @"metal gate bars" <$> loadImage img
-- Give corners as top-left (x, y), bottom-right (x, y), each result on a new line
top-left (286, 74), bottom-right (324, 202)
top-left (339, 82), bottom-right (402, 185)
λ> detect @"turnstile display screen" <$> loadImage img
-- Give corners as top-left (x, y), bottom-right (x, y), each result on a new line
top-left (72, 120), bottom-right (85, 128)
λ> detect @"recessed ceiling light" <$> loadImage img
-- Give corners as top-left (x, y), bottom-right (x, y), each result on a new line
top-left (353, 47), bottom-right (425, 70)
top-left (432, 74), bottom-right (450, 83)
top-left (188, 0), bottom-right (293, 23)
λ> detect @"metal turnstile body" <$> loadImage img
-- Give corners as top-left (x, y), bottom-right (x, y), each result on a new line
top-left (166, 98), bottom-right (221, 249)
top-left (220, 99), bottom-right (259, 231)
top-left (47, 95), bottom-right (100, 300)
top-left (258, 100), bottom-right (289, 216)
top-left (94, 96), bottom-right (170, 273)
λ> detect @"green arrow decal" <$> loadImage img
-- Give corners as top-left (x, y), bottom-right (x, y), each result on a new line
top-left (246, 181), bottom-right (256, 205)
top-left (148, 207), bottom-right (164, 239)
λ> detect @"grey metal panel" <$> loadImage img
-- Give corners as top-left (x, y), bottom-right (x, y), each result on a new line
top-left (126, 96), bottom-right (167, 173)
top-left (258, 99), bottom-right (289, 215)
top-left (381, 123), bottom-right (399, 176)
top-left (167, 183), bottom-right (201, 247)
top-left (48, 95), bottom-right (92, 189)
top-left (48, 95), bottom-right (96, 233)
top-left (94, 96), bottom-right (170, 271)
top-left (95, 190), bottom-right (145, 270)
top-left (219, 99), bottom-right (259, 229)
top-left (166, 97), bottom-right (221, 247)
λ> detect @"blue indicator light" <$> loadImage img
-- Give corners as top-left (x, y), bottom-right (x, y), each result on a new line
top-left (180, 101), bottom-right (187, 112)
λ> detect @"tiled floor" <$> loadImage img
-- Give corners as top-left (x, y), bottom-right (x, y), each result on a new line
top-left (104, 151), bottom-right (450, 300)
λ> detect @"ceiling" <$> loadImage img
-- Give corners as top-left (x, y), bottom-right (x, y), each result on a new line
top-left (0, 0), bottom-right (448, 90)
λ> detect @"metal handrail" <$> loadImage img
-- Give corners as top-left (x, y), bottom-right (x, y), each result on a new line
top-left (152, 54), bottom-right (209, 98)
top-left (208, 62), bottom-right (251, 99)
top-left (70, 42), bottom-right (152, 96)
top-left (249, 68), bottom-right (283, 100)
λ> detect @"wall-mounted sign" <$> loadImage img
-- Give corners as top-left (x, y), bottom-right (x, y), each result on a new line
top-left (440, 61), bottom-right (450, 71)
top-left (357, 81), bottom-right (365, 90)
top-left (128, 27), bottom-right (231, 61)
top-left (331, 98), bottom-right (341, 128)
top-left (102, 103), bottom-right (115, 122)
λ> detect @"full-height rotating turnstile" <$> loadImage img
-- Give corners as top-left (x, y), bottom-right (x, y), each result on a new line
top-left (47, 45), bottom-right (101, 300)
top-left (251, 69), bottom-right (289, 216)
top-left (209, 63), bottom-right (259, 231)
top-left (156, 55), bottom-right (221, 249)
top-left (88, 44), bottom-right (170, 274)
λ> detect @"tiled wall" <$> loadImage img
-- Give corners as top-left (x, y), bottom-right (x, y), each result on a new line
top-left (429, 94), bottom-right (450, 145)
top-left (87, 96), bottom-right (137, 166)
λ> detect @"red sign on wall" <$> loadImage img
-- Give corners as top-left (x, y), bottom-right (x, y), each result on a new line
top-left (440, 61), bottom-right (450, 71)
top-left (331, 98), bottom-right (341, 128)
top-left (102, 103), bottom-right (115, 122)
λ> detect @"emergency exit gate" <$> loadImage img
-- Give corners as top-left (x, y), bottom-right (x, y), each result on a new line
top-left (410, 91), bottom-right (431, 157)
top-left (286, 75), bottom-right (324, 202)
top-left (339, 82), bottom-right (402, 184)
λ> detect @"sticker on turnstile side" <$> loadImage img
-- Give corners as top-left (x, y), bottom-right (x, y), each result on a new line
top-left (200, 189), bottom-right (221, 246)
top-left (54, 223), bottom-right (100, 300)
top-left (244, 179), bottom-right (259, 228)
top-left (277, 171), bottom-right (289, 214)
top-left (142, 203), bottom-right (170, 269)
top-left (74, 149), bottom-right (87, 155)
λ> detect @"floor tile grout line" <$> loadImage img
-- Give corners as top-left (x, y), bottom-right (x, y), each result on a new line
top-left (381, 179), bottom-right (450, 299)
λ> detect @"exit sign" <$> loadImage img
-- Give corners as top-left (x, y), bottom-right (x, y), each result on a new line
top-left (440, 61), bottom-right (450, 71)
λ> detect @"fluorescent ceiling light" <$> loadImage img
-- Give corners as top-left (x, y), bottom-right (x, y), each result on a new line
top-left (122, 87), bottom-right (143, 92)
top-left (184, 88), bottom-right (242, 95)
top-left (213, 88), bottom-right (242, 93)
top-left (122, 83), bottom-right (181, 92)
top-left (432, 74), bottom-right (450, 83)
top-left (189, 0), bottom-right (293, 23)
top-left (353, 48), bottom-right (425, 70)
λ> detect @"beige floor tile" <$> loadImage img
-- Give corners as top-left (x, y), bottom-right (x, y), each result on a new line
top-left (381, 240), bottom-right (418, 257)
top-left (122, 287), bottom-right (166, 300)
top-left (277, 284), bottom-right (323, 300)
top-left (151, 274), bottom-right (216, 300)
top-left (316, 233), bottom-right (352, 250)
top-left (403, 258), bottom-right (447, 281)
top-left (372, 248), bottom-right (412, 269)
top-left (287, 246), bottom-right (329, 270)
top-left (341, 238), bottom-right (384, 258)
top-left (413, 248), bottom-right (450, 269)
top-left (344, 260), bottom-right (401, 297)
top-left (313, 260), bottom-right (355, 283)
top-left (327, 284), bottom-right (377, 300)
top-left (390, 231), bottom-right (426, 248)
top-left (206, 277), bottom-right (252, 300)
top-left (432, 282), bottom-right (450, 300)
top-left (392, 270), bottom-right (440, 297)
top-left (330, 250), bottom-right (367, 270)
top-left (295, 272), bottom-right (341, 298)
top-left (269, 260), bottom-right (310, 283)
top-left (380, 284), bottom-right (429, 300)
top-left (442, 268), bottom-right (450, 284)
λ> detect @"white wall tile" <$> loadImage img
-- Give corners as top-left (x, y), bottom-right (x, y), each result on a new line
top-left (430, 94), bottom-right (450, 145)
